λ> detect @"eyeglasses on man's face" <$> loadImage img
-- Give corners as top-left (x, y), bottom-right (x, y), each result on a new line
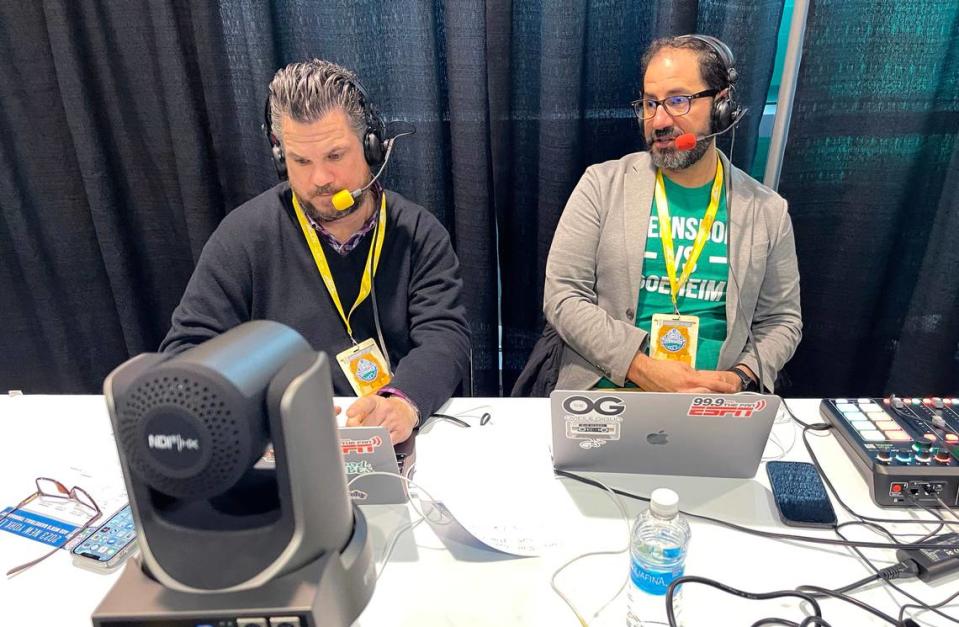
top-left (632, 89), bottom-right (720, 120)
top-left (1, 477), bottom-right (101, 577)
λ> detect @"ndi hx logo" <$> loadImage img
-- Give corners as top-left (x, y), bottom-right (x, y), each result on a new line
top-left (148, 433), bottom-right (200, 452)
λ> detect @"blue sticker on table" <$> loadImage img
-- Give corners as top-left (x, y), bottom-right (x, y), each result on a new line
top-left (0, 507), bottom-right (78, 547)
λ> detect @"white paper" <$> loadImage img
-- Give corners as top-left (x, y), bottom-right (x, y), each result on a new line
top-left (414, 423), bottom-right (596, 557)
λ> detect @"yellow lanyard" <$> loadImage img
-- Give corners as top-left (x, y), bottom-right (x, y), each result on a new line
top-left (653, 158), bottom-right (724, 314)
top-left (292, 192), bottom-right (386, 342)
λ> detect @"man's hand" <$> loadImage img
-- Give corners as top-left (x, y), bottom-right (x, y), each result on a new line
top-left (345, 395), bottom-right (417, 444)
top-left (627, 352), bottom-right (739, 393)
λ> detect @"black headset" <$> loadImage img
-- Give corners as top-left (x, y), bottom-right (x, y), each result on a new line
top-left (263, 73), bottom-right (387, 180)
top-left (675, 34), bottom-right (742, 134)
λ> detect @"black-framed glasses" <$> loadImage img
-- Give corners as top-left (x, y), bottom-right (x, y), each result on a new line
top-left (631, 89), bottom-right (720, 120)
top-left (2, 477), bottom-right (102, 577)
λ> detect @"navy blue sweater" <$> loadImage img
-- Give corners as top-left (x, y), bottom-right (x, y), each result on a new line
top-left (160, 183), bottom-right (470, 419)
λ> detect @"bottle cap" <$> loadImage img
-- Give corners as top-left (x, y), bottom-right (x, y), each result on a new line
top-left (650, 488), bottom-right (679, 517)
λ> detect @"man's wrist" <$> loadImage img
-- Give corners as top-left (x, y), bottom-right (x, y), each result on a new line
top-left (377, 387), bottom-right (421, 427)
top-left (727, 365), bottom-right (758, 392)
top-left (629, 351), bottom-right (651, 379)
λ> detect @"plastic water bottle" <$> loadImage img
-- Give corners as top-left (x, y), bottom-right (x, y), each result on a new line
top-left (626, 488), bottom-right (691, 626)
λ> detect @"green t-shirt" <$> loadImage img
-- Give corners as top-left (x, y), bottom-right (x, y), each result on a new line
top-left (598, 173), bottom-right (729, 388)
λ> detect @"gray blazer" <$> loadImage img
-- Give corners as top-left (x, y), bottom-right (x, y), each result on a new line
top-left (544, 151), bottom-right (802, 392)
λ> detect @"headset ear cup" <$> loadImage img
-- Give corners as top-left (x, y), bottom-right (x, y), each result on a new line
top-left (711, 86), bottom-right (742, 135)
top-left (271, 143), bottom-right (287, 180)
top-left (364, 131), bottom-right (385, 167)
top-left (712, 97), bottom-right (731, 134)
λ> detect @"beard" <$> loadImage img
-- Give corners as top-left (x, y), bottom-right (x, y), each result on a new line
top-left (648, 126), bottom-right (711, 170)
top-left (296, 186), bottom-right (363, 223)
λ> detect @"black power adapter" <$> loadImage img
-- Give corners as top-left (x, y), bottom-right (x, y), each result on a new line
top-left (896, 532), bottom-right (959, 583)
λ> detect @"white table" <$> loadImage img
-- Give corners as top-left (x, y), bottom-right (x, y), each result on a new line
top-left (1, 395), bottom-right (957, 626)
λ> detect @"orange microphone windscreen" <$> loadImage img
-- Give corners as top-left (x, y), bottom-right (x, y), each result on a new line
top-left (674, 133), bottom-right (697, 151)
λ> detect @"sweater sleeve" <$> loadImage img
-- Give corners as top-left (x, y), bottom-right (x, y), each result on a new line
top-left (387, 213), bottom-right (471, 420)
top-left (159, 228), bottom-right (252, 354)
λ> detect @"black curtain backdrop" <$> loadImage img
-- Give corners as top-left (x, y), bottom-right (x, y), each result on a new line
top-left (0, 0), bottom-right (784, 397)
top-left (0, 1), bottom-right (227, 393)
top-left (778, 0), bottom-right (959, 396)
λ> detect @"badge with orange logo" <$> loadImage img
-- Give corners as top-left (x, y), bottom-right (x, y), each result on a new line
top-left (650, 314), bottom-right (700, 368)
top-left (336, 338), bottom-right (392, 395)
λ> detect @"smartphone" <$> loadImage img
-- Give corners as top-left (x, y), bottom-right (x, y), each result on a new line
top-left (71, 504), bottom-right (138, 570)
top-left (766, 461), bottom-right (838, 528)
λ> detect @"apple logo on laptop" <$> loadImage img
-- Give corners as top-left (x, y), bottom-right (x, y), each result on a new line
top-left (646, 430), bottom-right (669, 445)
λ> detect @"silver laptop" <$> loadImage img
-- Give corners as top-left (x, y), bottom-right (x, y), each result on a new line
top-left (259, 426), bottom-right (408, 504)
top-left (550, 390), bottom-right (781, 478)
top-left (339, 426), bottom-right (408, 504)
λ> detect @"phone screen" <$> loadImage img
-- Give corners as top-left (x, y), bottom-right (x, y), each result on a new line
top-left (72, 505), bottom-right (136, 563)
top-left (766, 461), bottom-right (838, 527)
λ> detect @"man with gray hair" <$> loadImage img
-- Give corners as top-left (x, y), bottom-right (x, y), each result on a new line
top-left (161, 59), bottom-right (470, 444)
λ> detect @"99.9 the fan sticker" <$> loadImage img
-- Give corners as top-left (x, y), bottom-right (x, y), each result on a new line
top-left (687, 397), bottom-right (766, 418)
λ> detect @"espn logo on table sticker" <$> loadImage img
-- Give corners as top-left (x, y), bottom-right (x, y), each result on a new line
top-left (686, 398), bottom-right (766, 418)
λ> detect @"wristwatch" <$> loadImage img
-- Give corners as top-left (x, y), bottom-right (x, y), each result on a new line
top-left (728, 366), bottom-right (759, 392)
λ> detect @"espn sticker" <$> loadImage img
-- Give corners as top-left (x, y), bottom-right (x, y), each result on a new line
top-left (687, 397), bottom-right (767, 418)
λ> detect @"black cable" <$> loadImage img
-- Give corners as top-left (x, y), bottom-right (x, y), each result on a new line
top-left (664, 576), bottom-right (823, 627)
top-left (554, 469), bottom-right (959, 550)
top-left (899, 586), bottom-right (959, 625)
top-left (766, 423), bottom-right (959, 622)
top-left (426, 413), bottom-right (471, 428)
top-left (937, 495), bottom-right (959, 521)
top-left (562, 401), bottom-right (959, 621)
top-left (797, 585), bottom-right (904, 625)
top-left (907, 498), bottom-right (947, 544)
top-left (425, 411), bottom-right (492, 428)
top-left (782, 405), bottom-right (831, 432)
top-left (825, 559), bottom-right (918, 596)
top-left (569, 401), bottom-right (957, 625)
top-left (662, 573), bottom-right (913, 627)
top-left (832, 523), bottom-right (959, 626)
top-left (367, 212), bottom-right (391, 367)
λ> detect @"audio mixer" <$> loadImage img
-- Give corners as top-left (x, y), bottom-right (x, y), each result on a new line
top-left (820, 396), bottom-right (959, 508)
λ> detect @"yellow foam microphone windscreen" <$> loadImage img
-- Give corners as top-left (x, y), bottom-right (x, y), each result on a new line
top-left (331, 190), bottom-right (356, 212)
